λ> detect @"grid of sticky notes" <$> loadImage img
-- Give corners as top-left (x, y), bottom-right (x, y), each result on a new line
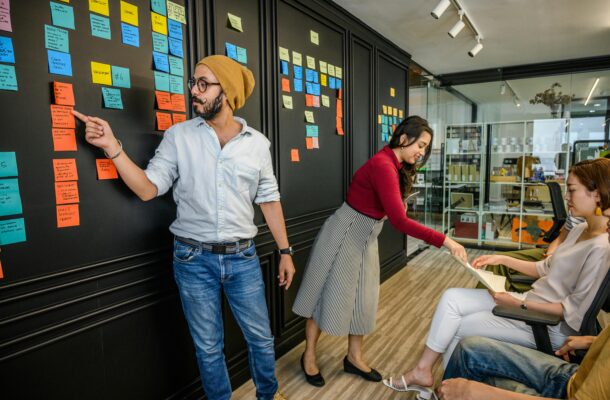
top-left (225, 12), bottom-right (247, 65)
top-left (0, 0), bottom-right (17, 91)
top-left (0, 152), bottom-right (26, 250)
top-left (151, 1), bottom-right (187, 131)
top-left (378, 104), bottom-right (404, 143)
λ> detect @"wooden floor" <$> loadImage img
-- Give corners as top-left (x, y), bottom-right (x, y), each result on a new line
top-left (232, 247), bottom-right (491, 399)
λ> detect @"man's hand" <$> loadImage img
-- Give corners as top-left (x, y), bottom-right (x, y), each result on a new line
top-left (437, 378), bottom-right (479, 400)
top-left (72, 110), bottom-right (120, 154)
top-left (555, 335), bottom-right (596, 361)
top-left (278, 256), bottom-right (295, 290)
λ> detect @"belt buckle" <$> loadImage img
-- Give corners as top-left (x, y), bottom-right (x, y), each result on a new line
top-left (211, 244), bottom-right (225, 254)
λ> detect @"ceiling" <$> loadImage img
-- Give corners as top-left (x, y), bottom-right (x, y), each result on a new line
top-left (332, 0), bottom-right (610, 75)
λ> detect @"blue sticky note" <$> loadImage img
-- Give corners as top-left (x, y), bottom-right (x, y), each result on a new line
top-left (90, 14), bottom-right (111, 40)
top-left (0, 37), bottom-right (15, 64)
top-left (121, 23), bottom-right (139, 47)
top-left (154, 71), bottom-right (170, 92)
top-left (168, 56), bottom-right (183, 76)
top-left (306, 125), bottom-right (319, 137)
top-left (293, 79), bottom-right (303, 92)
top-left (153, 51), bottom-right (169, 72)
top-left (169, 75), bottom-right (183, 94)
top-left (50, 2), bottom-right (75, 30)
top-left (0, 179), bottom-right (23, 217)
top-left (293, 66), bottom-right (303, 79)
top-left (45, 25), bottom-right (69, 53)
top-left (329, 77), bottom-right (336, 89)
top-left (393, 116), bottom-right (397, 125)
top-left (0, 218), bottom-right (26, 245)
top-left (280, 61), bottom-right (289, 75)
top-left (47, 50), bottom-right (72, 76)
top-left (225, 42), bottom-right (237, 60)
top-left (168, 19), bottom-right (182, 40)
top-left (0, 152), bottom-right (18, 177)
top-left (382, 124), bottom-right (387, 133)
top-left (313, 72), bottom-right (319, 84)
top-left (382, 115), bottom-right (388, 124)
top-left (111, 66), bottom-right (131, 89)
top-left (151, 0), bottom-right (167, 16)
top-left (236, 46), bottom-right (247, 64)
top-left (314, 83), bottom-right (321, 96)
top-left (336, 79), bottom-right (342, 89)
top-left (102, 87), bottom-right (123, 110)
top-left (152, 32), bottom-right (168, 53)
top-left (305, 69), bottom-right (314, 82)
top-left (168, 37), bottom-right (183, 58)
top-left (305, 82), bottom-right (313, 95)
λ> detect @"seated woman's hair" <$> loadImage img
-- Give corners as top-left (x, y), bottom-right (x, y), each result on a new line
top-left (569, 158), bottom-right (610, 209)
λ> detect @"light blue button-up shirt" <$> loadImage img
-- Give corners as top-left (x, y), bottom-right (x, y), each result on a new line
top-left (144, 116), bottom-right (280, 243)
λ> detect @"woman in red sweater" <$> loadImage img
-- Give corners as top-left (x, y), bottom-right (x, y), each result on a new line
top-left (292, 116), bottom-right (467, 386)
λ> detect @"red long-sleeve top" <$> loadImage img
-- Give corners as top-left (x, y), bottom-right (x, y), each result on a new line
top-left (346, 146), bottom-right (446, 248)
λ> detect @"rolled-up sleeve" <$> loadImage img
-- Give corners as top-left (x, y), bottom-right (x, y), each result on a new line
top-left (535, 257), bottom-right (551, 277)
top-left (254, 146), bottom-right (280, 204)
top-left (144, 130), bottom-right (178, 196)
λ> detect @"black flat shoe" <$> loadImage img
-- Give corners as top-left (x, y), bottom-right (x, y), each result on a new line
top-left (300, 353), bottom-right (325, 387)
top-left (343, 356), bottom-right (382, 382)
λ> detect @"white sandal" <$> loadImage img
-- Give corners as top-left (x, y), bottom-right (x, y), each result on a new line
top-left (383, 376), bottom-right (437, 400)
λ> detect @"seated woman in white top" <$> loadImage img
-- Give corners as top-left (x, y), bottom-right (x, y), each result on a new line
top-left (384, 158), bottom-right (610, 392)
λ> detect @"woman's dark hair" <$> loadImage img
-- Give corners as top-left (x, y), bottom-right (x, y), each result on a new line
top-left (388, 115), bottom-right (434, 199)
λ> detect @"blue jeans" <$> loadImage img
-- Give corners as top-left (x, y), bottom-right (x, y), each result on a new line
top-left (444, 336), bottom-right (579, 398)
top-left (172, 238), bottom-right (278, 400)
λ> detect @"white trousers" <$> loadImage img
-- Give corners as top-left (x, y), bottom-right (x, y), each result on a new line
top-left (425, 288), bottom-right (573, 367)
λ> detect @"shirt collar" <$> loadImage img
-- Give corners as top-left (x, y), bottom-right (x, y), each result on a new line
top-left (196, 116), bottom-right (252, 136)
top-left (382, 145), bottom-right (402, 169)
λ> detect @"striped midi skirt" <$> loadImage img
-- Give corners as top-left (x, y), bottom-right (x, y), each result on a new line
top-left (292, 202), bottom-right (386, 336)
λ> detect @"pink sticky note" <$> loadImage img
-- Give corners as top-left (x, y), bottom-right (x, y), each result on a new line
top-left (0, 0), bottom-right (12, 32)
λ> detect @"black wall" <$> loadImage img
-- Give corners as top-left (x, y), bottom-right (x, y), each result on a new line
top-left (0, 0), bottom-right (412, 398)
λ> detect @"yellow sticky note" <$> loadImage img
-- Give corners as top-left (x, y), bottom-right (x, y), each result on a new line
top-left (390, 87), bottom-right (395, 97)
top-left (306, 56), bottom-right (315, 70)
top-left (328, 64), bottom-right (335, 77)
top-left (292, 51), bottom-right (302, 66)
top-left (382, 105), bottom-right (388, 114)
top-left (336, 67), bottom-right (342, 79)
top-left (167, 1), bottom-right (187, 24)
top-left (91, 62), bottom-right (112, 85)
top-left (393, 108), bottom-right (398, 117)
top-left (89, 0), bottom-right (109, 16)
top-left (319, 61), bottom-right (327, 74)
top-left (282, 95), bottom-right (293, 109)
top-left (279, 47), bottom-right (290, 62)
top-left (321, 95), bottom-right (330, 107)
top-left (304, 111), bottom-right (315, 123)
top-left (399, 109), bottom-right (404, 118)
top-left (227, 13), bottom-right (243, 32)
top-left (321, 74), bottom-right (327, 87)
top-left (120, 1), bottom-right (138, 27)
top-left (58, 0), bottom-right (69, 2)
top-left (378, 115), bottom-right (382, 124)
top-left (151, 12), bottom-right (168, 35)
top-left (388, 106), bottom-right (393, 115)
top-left (310, 30), bottom-right (319, 45)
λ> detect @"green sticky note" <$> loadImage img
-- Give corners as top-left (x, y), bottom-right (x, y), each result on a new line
top-left (90, 14), bottom-right (111, 40)
top-left (0, 64), bottom-right (17, 91)
top-left (227, 13), bottom-right (243, 32)
top-left (45, 25), bottom-right (69, 53)
top-left (152, 32), bottom-right (168, 53)
top-left (50, 2), bottom-right (75, 30)
top-left (0, 179), bottom-right (23, 217)
top-left (0, 217), bottom-right (26, 245)
top-left (169, 75), bottom-right (183, 94)
top-left (102, 87), bottom-right (123, 109)
top-left (111, 66), bottom-right (130, 88)
top-left (168, 56), bottom-right (183, 76)
top-left (0, 152), bottom-right (18, 177)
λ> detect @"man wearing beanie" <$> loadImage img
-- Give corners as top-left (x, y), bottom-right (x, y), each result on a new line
top-left (73, 55), bottom-right (293, 400)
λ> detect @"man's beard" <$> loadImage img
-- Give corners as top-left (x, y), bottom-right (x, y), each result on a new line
top-left (192, 92), bottom-right (224, 120)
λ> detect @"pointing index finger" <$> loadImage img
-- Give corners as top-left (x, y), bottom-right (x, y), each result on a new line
top-left (71, 109), bottom-right (89, 123)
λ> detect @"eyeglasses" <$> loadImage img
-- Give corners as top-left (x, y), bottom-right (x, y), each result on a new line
top-left (187, 77), bottom-right (221, 93)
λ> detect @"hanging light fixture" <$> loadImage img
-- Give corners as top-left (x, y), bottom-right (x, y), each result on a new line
top-left (448, 11), bottom-right (465, 38)
top-left (431, 0), bottom-right (451, 19)
top-left (468, 37), bottom-right (483, 57)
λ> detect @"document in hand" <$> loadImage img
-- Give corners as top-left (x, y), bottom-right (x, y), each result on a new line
top-left (447, 253), bottom-right (507, 293)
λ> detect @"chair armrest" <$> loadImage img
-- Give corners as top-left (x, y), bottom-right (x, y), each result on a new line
top-left (509, 273), bottom-right (536, 285)
top-left (492, 305), bottom-right (561, 326)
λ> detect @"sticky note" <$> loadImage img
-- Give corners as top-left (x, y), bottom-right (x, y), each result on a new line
top-left (292, 51), bottom-right (302, 66)
top-left (306, 137), bottom-right (313, 150)
top-left (152, 32), bottom-right (168, 53)
top-left (171, 93), bottom-right (185, 112)
top-left (320, 74), bottom-right (327, 87)
top-left (53, 81), bottom-right (75, 105)
top-left (305, 82), bottom-right (313, 95)
top-left (399, 109), bottom-right (403, 118)
top-left (336, 67), bottom-right (342, 79)
top-left (0, 260), bottom-right (3, 279)
top-left (169, 56), bottom-right (183, 76)
top-left (154, 71), bottom-right (170, 92)
top-left (328, 64), bottom-right (335, 77)
top-left (155, 90), bottom-right (172, 110)
top-left (312, 137), bottom-right (319, 149)
top-left (382, 105), bottom-right (387, 114)
top-left (172, 113), bottom-right (187, 124)
top-left (293, 66), bottom-right (303, 79)
top-left (337, 117), bottom-right (344, 135)
top-left (0, 152), bottom-right (17, 177)
top-left (278, 46), bottom-right (289, 61)
top-left (306, 56), bottom-right (315, 70)
top-left (169, 75), bottom-right (183, 94)
top-left (0, 63), bottom-right (16, 91)
top-left (290, 149), bottom-right (299, 162)
top-left (308, 30), bottom-right (319, 45)
top-left (337, 88), bottom-right (342, 99)
top-left (56, 204), bottom-right (79, 228)
top-left (45, 25), bottom-right (69, 53)
top-left (55, 180), bottom-right (79, 204)
top-left (0, 179), bottom-right (22, 217)
top-left (120, 1), bottom-right (138, 26)
top-left (89, 0), bottom-right (109, 16)
top-left (312, 96), bottom-right (320, 108)
top-left (151, 0), bottom-right (166, 16)
top-left (328, 77), bottom-right (335, 89)
top-left (227, 12), bottom-right (243, 32)
top-left (50, 105), bottom-right (75, 128)
top-left (168, 37), bottom-right (183, 58)
top-left (378, 115), bottom-right (382, 124)
top-left (304, 111), bottom-right (314, 123)
top-left (102, 87), bottom-right (123, 109)
top-left (96, 159), bottom-right (118, 180)
top-left (225, 42), bottom-right (237, 60)
top-left (336, 98), bottom-right (343, 117)
top-left (280, 60), bottom-right (289, 75)
top-left (90, 14), bottom-right (111, 40)
top-left (53, 158), bottom-right (78, 181)
top-left (0, 218), bottom-right (26, 245)
top-left (48, 49), bottom-right (72, 76)
top-left (282, 95), bottom-right (293, 109)
top-left (156, 112), bottom-right (172, 130)
top-left (167, 1), bottom-right (186, 24)
top-left (293, 79), bottom-right (303, 92)
top-left (306, 125), bottom-right (318, 137)
top-left (336, 79), bottom-right (342, 89)
top-left (91, 61), bottom-right (112, 85)
top-left (319, 61), bottom-right (327, 74)
top-left (151, 12), bottom-right (167, 35)
top-left (305, 94), bottom-right (313, 107)
top-left (0, 0), bottom-right (12, 32)
top-left (321, 95), bottom-right (330, 107)
top-left (51, 2), bottom-right (75, 30)
top-left (390, 87), bottom-right (395, 97)
top-left (168, 18), bottom-right (182, 39)
top-left (121, 23), bottom-right (139, 47)
top-left (313, 83), bottom-right (321, 96)
top-left (52, 128), bottom-right (77, 151)
top-left (281, 77), bottom-right (290, 92)
top-left (305, 69), bottom-right (314, 82)
top-left (393, 108), bottom-right (398, 117)
top-left (236, 46), bottom-right (247, 64)
top-left (313, 71), bottom-right (319, 84)
top-left (0, 36), bottom-right (14, 63)
top-left (111, 65), bottom-right (130, 88)
top-left (153, 51), bottom-right (169, 72)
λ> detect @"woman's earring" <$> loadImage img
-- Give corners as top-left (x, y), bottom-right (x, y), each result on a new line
top-left (595, 203), bottom-right (603, 216)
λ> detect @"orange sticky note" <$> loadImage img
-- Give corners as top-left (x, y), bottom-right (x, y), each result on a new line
top-left (96, 159), bottom-right (119, 180)
top-left (336, 117), bottom-right (344, 136)
top-left (305, 94), bottom-right (314, 107)
top-left (53, 159), bottom-right (78, 182)
top-left (156, 112), bottom-right (173, 130)
top-left (155, 91), bottom-right (173, 110)
top-left (57, 204), bottom-right (80, 228)
top-left (290, 149), bottom-right (300, 162)
top-left (337, 88), bottom-right (342, 100)
top-left (171, 94), bottom-right (186, 112)
top-left (54, 82), bottom-right (75, 106)
top-left (306, 137), bottom-right (314, 150)
top-left (392, 124), bottom-right (396, 133)
top-left (55, 181), bottom-right (80, 205)
top-left (172, 113), bottom-right (187, 124)
top-left (336, 99), bottom-right (343, 118)
top-left (50, 105), bottom-right (75, 128)
top-left (0, 260), bottom-right (3, 279)
top-left (281, 77), bottom-right (290, 92)
top-left (52, 128), bottom-right (77, 152)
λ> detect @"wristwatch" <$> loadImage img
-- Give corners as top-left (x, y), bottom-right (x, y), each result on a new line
top-left (520, 301), bottom-right (528, 310)
top-left (278, 247), bottom-right (294, 256)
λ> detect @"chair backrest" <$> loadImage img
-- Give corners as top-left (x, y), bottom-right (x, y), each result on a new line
top-left (579, 267), bottom-right (610, 336)
top-left (543, 182), bottom-right (567, 243)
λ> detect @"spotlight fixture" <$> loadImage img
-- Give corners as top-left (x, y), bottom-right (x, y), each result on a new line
top-left (513, 96), bottom-right (521, 108)
top-left (584, 77), bottom-right (600, 106)
top-left (500, 83), bottom-right (506, 95)
top-left (468, 37), bottom-right (483, 57)
top-left (448, 11), bottom-right (465, 38)
top-left (431, 0), bottom-right (451, 19)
